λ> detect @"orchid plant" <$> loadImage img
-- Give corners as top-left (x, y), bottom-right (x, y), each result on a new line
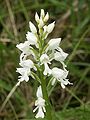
top-left (16, 9), bottom-right (72, 119)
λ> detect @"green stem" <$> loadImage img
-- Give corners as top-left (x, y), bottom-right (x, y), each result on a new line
top-left (40, 69), bottom-right (52, 120)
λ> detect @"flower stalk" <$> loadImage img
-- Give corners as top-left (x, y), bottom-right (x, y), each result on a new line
top-left (37, 14), bottom-right (52, 119)
top-left (40, 66), bottom-right (52, 120)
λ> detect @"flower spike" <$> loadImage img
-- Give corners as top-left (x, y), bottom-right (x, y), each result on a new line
top-left (16, 9), bottom-right (72, 119)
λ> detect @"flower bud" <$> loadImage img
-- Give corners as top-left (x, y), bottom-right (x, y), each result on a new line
top-left (36, 86), bottom-right (42, 98)
top-left (47, 21), bottom-right (55, 34)
top-left (44, 12), bottom-right (49, 22)
top-left (40, 9), bottom-right (45, 18)
top-left (29, 21), bottom-right (37, 34)
top-left (38, 18), bottom-right (44, 28)
top-left (35, 12), bottom-right (39, 23)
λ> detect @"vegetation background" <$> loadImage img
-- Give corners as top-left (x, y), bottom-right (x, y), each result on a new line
top-left (0, 0), bottom-right (90, 120)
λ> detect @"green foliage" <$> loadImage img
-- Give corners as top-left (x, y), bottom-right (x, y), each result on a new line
top-left (56, 105), bottom-right (90, 120)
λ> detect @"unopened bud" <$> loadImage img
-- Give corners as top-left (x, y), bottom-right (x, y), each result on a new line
top-left (47, 21), bottom-right (55, 34)
top-left (35, 12), bottom-right (39, 23)
top-left (29, 21), bottom-right (37, 34)
top-left (44, 12), bottom-right (49, 22)
top-left (41, 9), bottom-right (45, 18)
top-left (38, 18), bottom-right (44, 28)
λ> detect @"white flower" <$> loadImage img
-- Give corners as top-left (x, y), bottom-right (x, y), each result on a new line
top-left (47, 38), bottom-right (61, 51)
top-left (26, 32), bottom-right (38, 48)
top-left (46, 38), bottom-right (68, 68)
top-left (40, 54), bottom-right (51, 75)
top-left (16, 59), bottom-right (37, 84)
top-left (29, 21), bottom-right (37, 34)
top-left (33, 98), bottom-right (46, 118)
top-left (54, 48), bottom-right (68, 68)
top-left (16, 41), bottom-right (30, 52)
top-left (33, 86), bottom-right (46, 118)
top-left (16, 41), bottom-right (34, 61)
top-left (19, 59), bottom-right (33, 68)
top-left (16, 41), bottom-right (31, 61)
top-left (16, 67), bottom-right (30, 83)
top-left (54, 50), bottom-right (68, 62)
top-left (46, 21), bottom-right (55, 34)
top-left (35, 12), bottom-right (39, 23)
top-left (51, 67), bottom-right (71, 88)
top-left (19, 59), bottom-right (37, 71)
top-left (44, 12), bottom-right (49, 22)
top-left (40, 53), bottom-right (50, 64)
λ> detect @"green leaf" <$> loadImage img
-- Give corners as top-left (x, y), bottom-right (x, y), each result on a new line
top-left (56, 105), bottom-right (90, 120)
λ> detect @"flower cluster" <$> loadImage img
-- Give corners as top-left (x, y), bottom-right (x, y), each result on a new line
top-left (16, 9), bottom-right (72, 118)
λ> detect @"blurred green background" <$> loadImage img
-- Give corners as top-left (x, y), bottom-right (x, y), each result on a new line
top-left (0, 0), bottom-right (90, 120)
